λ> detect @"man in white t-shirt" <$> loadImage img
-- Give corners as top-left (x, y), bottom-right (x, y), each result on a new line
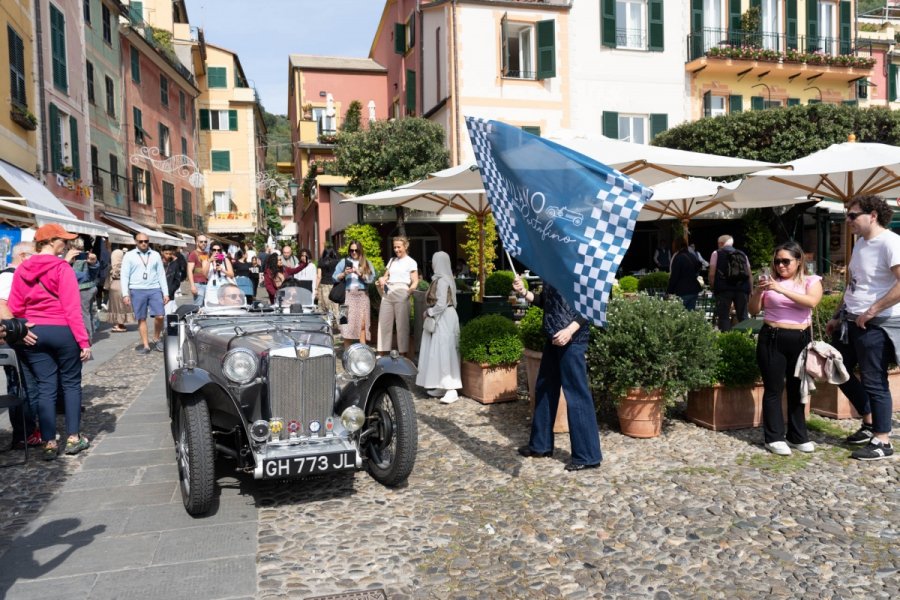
top-left (826, 195), bottom-right (899, 461)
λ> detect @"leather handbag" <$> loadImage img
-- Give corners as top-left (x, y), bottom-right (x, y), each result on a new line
top-left (328, 280), bottom-right (347, 305)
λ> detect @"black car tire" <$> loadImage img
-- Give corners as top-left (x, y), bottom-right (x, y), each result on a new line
top-left (365, 383), bottom-right (417, 487)
top-left (177, 394), bottom-right (215, 515)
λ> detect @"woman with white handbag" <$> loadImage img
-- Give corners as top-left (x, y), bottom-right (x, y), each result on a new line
top-left (416, 251), bottom-right (462, 404)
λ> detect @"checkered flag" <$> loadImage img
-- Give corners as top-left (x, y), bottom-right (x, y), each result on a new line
top-left (465, 117), bottom-right (652, 326)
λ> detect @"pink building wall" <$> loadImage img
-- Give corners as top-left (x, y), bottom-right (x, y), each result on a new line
top-left (370, 0), bottom-right (420, 117)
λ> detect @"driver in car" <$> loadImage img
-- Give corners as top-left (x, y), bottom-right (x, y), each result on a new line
top-left (217, 283), bottom-right (245, 307)
top-left (277, 278), bottom-right (311, 307)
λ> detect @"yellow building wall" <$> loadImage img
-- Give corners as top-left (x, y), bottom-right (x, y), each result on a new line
top-left (0, 0), bottom-right (39, 174)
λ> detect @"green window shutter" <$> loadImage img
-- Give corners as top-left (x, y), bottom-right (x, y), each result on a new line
top-left (9, 27), bottom-right (27, 106)
top-left (208, 67), bottom-right (226, 88)
top-left (146, 169), bottom-right (152, 204)
top-left (648, 0), bottom-right (664, 52)
top-left (601, 0), bottom-right (616, 48)
top-left (650, 114), bottom-right (668, 140)
top-left (602, 111), bottom-right (619, 138)
top-left (536, 20), bottom-right (556, 79)
top-left (751, 96), bottom-right (766, 111)
top-left (728, 0), bottom-right (741, 43)
top-left (842, 99), bottom-right (858, 106)
top-left (703, 91), bottom-right (712, 118)
top-left (405, 70), bottom-right (416, 114)
top-left (49, 103), bottom-right (62, 171)
top-left (521, 126), bottom-right (541, 136)
top-left (501, 13), bottom-right (509, 74)
top-left (890, 64), bottom-right (898, 102)
top-left (394, 23), bottom-right (406, 54)
top-left (133, 106), bottom-right (142, 128)
top-left (211, 150), bottom-right (230, 172)
top-left (690, 0), bottom-right (703, 60)
top-left (182, 137), bottom-right (187, 156)
top-left (808, 98), bottom-right (821, 104)
top-left (50, 5), bottom-right (67, 91)
top-left (70, 116), bottom-right (80, 179)
top-left (839, 0), bottom-right (851, 54)
top-left (199, 108), bottom-right (210, 130)
top-left (806, 0), bottom-right (818, 52)
top-left (131, 46), bottom-right (140, 83)
top-left (786, 0), bottom-right (798, 50)
top-left (129, 0), bottom-right (142, 23)
top-left (228, 109), bottom-right (238, 131)
top-left (729, 94), bottom-right (743, 113)
top-left (787, 98), bottom-right (801, 106)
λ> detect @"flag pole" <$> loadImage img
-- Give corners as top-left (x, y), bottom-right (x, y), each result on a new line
top-left (505, 250), bottom-right (517, 277)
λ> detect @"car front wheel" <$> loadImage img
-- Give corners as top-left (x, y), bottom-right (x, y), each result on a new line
top-left (176, 394), bottom-right (215, 515)
top-left (365, 383), bottom-right (417, 487)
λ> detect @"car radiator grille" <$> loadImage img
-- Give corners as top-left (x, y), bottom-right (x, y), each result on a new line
top-left (268, 354), bottom-right (336, 426)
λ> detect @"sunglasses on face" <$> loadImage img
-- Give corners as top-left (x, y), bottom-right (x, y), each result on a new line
top-left (198, 240), bottom-right (208, 244)
top-left (773, 258), bottom-right (794, 266)
top-left (222, 293), bottom-right (243, 300)
top-left (349, 248), bottom-right (359, 253)
top-left (846, 211), bottom-right (867, 221)
top-left (136, 239), bottom-right (150, 244)
top-left (212, 247), bottom-right (222, 251)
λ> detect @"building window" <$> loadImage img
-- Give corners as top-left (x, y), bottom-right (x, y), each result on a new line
top-left (818, 0), bottom-right (837, 54)
top-left (211, 150), bottom-right (231, 172)
top-left (501, 18), bottom-right (556, 79)
top-left (207, 66), bottom-right (227, 88)
top-left (133, 106), bottom-right (145, 145)
top-left (702, 0), bottom-right (724, 50)
top-left (616, 0), bottom-right (647, 49)
top-left (8, 26), bottom-right (27, 108)
top-left (110, 154), bottom-right (119, 192)
top-left (163, 181), bottom-right (176, 223)
top-left (179, 90), bottom-right (186, 120)
top-left (181, 136), bottom-right (188, 158)
top-left (602, 0), bottom-right (663, 51)
top-left (48, 104), bottom-right (80, 177)
top-left (182, 189), bottom-right (192, 227)
top-left (199, 109), bottom-right (237, 131)
top-left (86, 61), bottom-right (95, 104)
top-left (129, 0), bottom-right (143, 24)
top-left (703, 92), bottom-right (728, 117)
top-left (131, 46), bottom-right (141, 83)
top-left (213, 191), bottom-right (230, 213)
top-left (91, 145), bottom-right (99, 185)
top-left (313, 108), bottom-right (335, 134)
top-left (159, 124), bottom-right (171, 156)
top-left (160, 75), bottom-right (169, 106)
top-left (50, 4), bottom-right (68, 91)
top-left (760, 0), bottom-right (782, 51)
top-left (618, 114), bottom-right (647, 144)
top-left (132, 166), bottom-right (150, 204)
top-left (83, 0), bottom-right (91, 23)
top-left (105, 76), bottom-right (115, 116)
top-left (102, 4), bottom-right (111, 44)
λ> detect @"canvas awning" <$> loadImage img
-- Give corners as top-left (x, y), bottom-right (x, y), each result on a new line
top-left (102, 213), bottom-right (185, 247)
top-left (0, 197), bottom-right (109, 237)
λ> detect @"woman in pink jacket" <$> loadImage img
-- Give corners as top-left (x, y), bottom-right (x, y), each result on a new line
top-left (9, 224), bottom-right (92, 460)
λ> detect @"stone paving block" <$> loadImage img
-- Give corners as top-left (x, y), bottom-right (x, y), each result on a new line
top-left (0, 532), bottom-right (159, 581)
top-left (115, 411), bottom-right (170, 425)
top-left (63, 466), bottom-right (144, 490)
top-left (123, 498), bottom-right (257, 534)
top-left (138, 463), bottom-right (180, 484)
top-left (40, 483), bottom-right (176, 517)
top-left (89, 556), bottom-right (256, 599)
top-left (153, 521), bottom-right (256, 565)
top-left (1, 573), bottom-right (97, 600)
top-left (79, 448), bottom-right (175, 470)
top-left (90, 433), bottom-right (172, 454)
top-left (14, 510), bottom-right (130, 546)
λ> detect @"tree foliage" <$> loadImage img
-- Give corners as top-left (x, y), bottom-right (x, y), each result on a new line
top-left (341, 100), bottom-right (363, 133)
top-left (334, 118), bottom-right (450, 196)
top-left (653, 105), bottom-right (900, 163)
top-left (461, 214), bottom-right (498, 283)
top-left (742, 209), bottom-right (775, 269)
top-left (263, 110), bottom-right (291, 171)
top-left (339, 223), bottom-right (385, 275)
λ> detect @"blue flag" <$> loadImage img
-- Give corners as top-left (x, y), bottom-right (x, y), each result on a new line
top-left (466, 117), bottom-right (653, 326)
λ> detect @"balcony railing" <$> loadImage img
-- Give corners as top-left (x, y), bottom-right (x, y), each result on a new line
top-left (616, 28), bottom-right (647, 50)
top-left (162, 208), bottom-right (198, 229)
top-left (687, 28), bottom-right (873, 64)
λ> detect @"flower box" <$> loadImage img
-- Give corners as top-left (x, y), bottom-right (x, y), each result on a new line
top-left (461, 361), bottom-right (518, 404)
top-left (10, 106), bottom-right (37, 130)
top-left (687, 384), bottom-right (809, 431)
top-left (523, 348), bottom-right (568, 433)
top-left (810, 370), bottom-right (900, 419)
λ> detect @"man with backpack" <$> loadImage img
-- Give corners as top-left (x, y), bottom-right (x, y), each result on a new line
top-left (709, 234), bottom-right (752, 331)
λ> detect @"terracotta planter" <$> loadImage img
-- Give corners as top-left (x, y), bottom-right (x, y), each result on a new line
top-left (811, 370), bottom-right (900, 419)
top-left (523, 348), bottom-right (568, 433)
top-left (461, 360), bottom-right (518, 404)
top-left (687, 383), bottom-right (810, 431)
top-left (616, 388), bottom-right (664, 438)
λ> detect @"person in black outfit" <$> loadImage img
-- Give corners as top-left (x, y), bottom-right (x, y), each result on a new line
top-left (709, 235), bottom-right (752, 331)
top-left (232, 250), bottom-right (255, 303)
top-left (512, 275), bottom-right (602, 472)
top-left (248, 256), bottom-right (261, 300)
top-left (317, 246), bottom-right (341, 325)
top-left (161, 246), bottom-right (185, 316)
top-left (666, 237), bottom-right (702, 310)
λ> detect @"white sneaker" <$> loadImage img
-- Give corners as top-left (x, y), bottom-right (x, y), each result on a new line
top-left (788, 440), bottom-right (815, 453)
top-left (439, 390), bottom-right (459, 404)
top-left (765, 441), bottom-right (792, 456)
top-left (427, 389), bottom-right (444, 398)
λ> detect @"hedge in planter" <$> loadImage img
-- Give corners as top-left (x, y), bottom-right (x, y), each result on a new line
top-left (459, 314), bottom-right (523, 403)
top-left (617, 275), bottom-right (639, 294)
top-left (519, 306), bottom-right (569, 431)
top-left (637, 271), bottom-right (669, 294)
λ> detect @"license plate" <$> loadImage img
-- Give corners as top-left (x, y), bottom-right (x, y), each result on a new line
top-left (260, 451), bottom-right (355, 478)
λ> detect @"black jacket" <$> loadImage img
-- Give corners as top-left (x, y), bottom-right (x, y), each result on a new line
top-left (667, 250), bottom-right (702, 296)
top-left (532, 284), bottom-right (590, 345)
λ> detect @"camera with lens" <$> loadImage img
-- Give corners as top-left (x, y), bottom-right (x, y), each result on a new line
top-left (0, 318), bottom-right (29, 345)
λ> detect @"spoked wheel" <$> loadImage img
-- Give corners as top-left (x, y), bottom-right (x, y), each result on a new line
top-left (365, 383), bottom-right (417, 486)
top-left (176, 394), bottom-right (215, 515)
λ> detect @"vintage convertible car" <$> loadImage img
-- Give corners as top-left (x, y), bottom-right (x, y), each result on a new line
top-left (163, 285), bottom-right (418, 515)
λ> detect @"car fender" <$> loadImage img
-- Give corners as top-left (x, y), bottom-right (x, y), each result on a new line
top-left (335, 356), bottom-right (416, 414)
top-left (169, 367), bottom-right (215, 395)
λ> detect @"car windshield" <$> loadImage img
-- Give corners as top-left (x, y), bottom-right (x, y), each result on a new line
top-left (274, 285), bottom-right (314, 308)
top-left (203, 279), bottom-right (248, 312)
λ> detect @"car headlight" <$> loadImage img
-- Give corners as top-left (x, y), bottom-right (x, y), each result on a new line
top-left (341, 406), bottom-right (365, 432)
top-left (342, 343), bottom-right (376, 377)
top-left (250, 419), bottom-right (270, 443)
top-left (222, 348), bottom-right (258, 384)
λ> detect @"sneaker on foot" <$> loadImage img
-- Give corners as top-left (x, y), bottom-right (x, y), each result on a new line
top-left (135, 346), bottom-right (152, 355)
top-left (788, 440), bottom-right (815, 453)
top-left (765, 441), bottom-right (792, 456)
top-left (851, 439), bottom-right (894, 461)
top-left (440, 390), bottom-right (459, 404)
top-left (42, 442), bottom-right (58, 461)
top-left (845, 425), bottom-right (874, 445)
top-left (26, 430), bottom-right (43, 447)
top-left (64, 434), bottom-right (90, 455)
top-left (154, 339), bottom-right (164, 352)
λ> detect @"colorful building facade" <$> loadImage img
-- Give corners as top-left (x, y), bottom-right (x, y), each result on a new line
top-left (1, 0), bottom-right (40, 176)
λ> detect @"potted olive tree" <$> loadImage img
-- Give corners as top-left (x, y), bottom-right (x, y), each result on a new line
top-left (519, 306), bottom-right (568, 432)
top-left (459, 314), bottom-right (523, 404)
top-left (588, 295), bottom-right (719, 438)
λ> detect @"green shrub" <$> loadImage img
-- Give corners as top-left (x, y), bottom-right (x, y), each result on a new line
top-left (588, 296), bottom-right (719, 404)
top-left (416, 278), bottom-right (430, 291)
top-left (341, 223), bottom-right (384, 275)
top-left (518, 306), bottom-right (545, 352)
top-left (459, 314), bottom-right (523, 366)
top-left (483, 270), bottom-right (527, 297)
top-left (638, 271), bottom-right (670, 291)
top-left (618, 275), bottom-right (639, 293)
top-left (714, 331), bottom-right (760, 386)
top-left (812, 293), bottom-right (842, 339)
top-left (455, 278), bottom-right (472, 292)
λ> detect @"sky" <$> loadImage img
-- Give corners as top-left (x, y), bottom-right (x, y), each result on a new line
top-left (183, 0), bottom-right (386, 116)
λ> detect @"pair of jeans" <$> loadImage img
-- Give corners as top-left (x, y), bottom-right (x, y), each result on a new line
top-left (678, 293), bottom-right (699, 311)
top-left (756, 325), bottom-right (811, 444)
top-left (529, 340), bottom-right (602, 466)
top-left (715, 290), bottom-right (748, 331)
top-left (836, 323), bottom-right (894, 434)
top-left (18, 325), bottom-right (83, 442)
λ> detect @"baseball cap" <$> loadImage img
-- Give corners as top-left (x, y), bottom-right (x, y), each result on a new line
top-left (34, 223), bottom-right (78, 242)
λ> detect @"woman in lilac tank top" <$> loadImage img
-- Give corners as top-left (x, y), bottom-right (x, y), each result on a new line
top-left (748, 241), bottom-right (823, 457)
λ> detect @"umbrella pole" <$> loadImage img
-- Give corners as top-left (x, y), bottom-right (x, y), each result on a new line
top-left (681, 218), bottom-right (690, 244)
top-left (478, 213), bottom-right (486, 302)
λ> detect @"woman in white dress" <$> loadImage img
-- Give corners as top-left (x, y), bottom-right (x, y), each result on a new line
top-left (416, 251), bottom-right (462, 404)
